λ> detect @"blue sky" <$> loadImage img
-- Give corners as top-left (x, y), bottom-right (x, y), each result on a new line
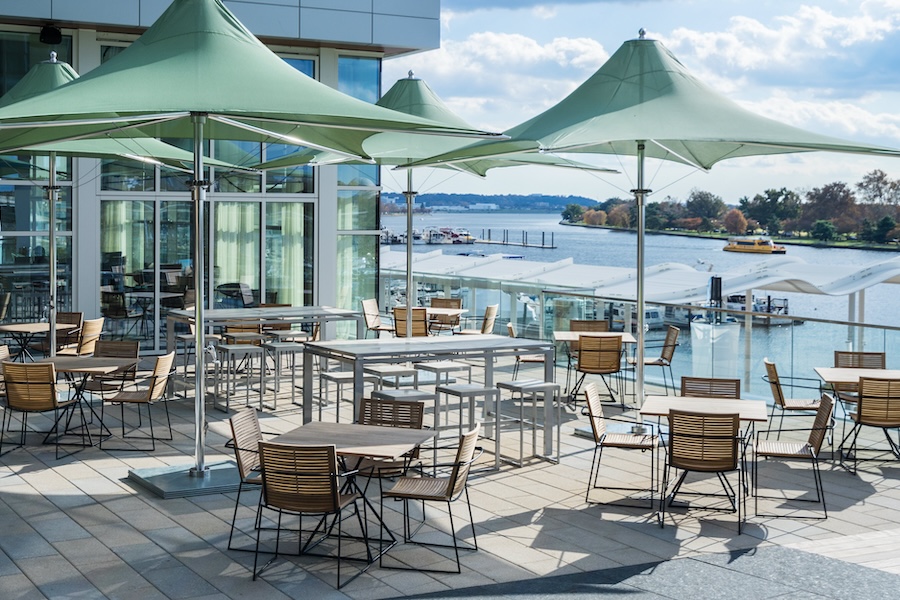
top-left (381, 1), bottom-right (900, 204)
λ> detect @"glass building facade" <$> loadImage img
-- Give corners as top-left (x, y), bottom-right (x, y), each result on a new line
top-left (0, 2), bottom-right (431, 352)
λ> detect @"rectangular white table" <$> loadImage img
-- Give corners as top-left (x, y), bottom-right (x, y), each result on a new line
top-left (552, 331), bottom-right (637, 344)
top-left (301, 334), bottom-right (557, 454)
top-left (166, 305), bottom-right (365, 351)
top-left (814, 367), bottom-right (900, 386)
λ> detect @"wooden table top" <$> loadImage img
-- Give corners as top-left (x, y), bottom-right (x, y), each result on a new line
top-left (273, 421), bottom-right (436, 461)
top-left (0, 322), bottom-right (77, 334)
top-left (640, 395), bottom-right (769, 422)
top-left (815, 367), bottom-right (900, 385)
top-left (553, 330), bottom-right (637, 344)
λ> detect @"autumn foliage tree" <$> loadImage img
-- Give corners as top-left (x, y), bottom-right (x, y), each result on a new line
top-left (582, 209), bottom-right (607, 226)
top-left (722, 208), bottom-right (748, 234)
top-left (607, 204), bottom-right (631, 228)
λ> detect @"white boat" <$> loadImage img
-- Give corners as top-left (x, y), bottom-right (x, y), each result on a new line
top-left (725, 294), bottom-right (802, 326)
top-left (611, 303), bottom-right (666, 331)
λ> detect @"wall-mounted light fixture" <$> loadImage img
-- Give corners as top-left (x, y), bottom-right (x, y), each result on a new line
top-left (40, 25), bottom-right (62, 45)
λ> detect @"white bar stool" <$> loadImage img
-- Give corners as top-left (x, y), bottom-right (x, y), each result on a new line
top-left (434, 383), bottom-right (501, 470)
top-left (214, 343), bottom-right (266, 412)
top-left (318, 370), bottom-right (380, 422)
top-left (261, 341), bottom-right (305, 409)
top-left (496, 379), bottom-right (561, 466)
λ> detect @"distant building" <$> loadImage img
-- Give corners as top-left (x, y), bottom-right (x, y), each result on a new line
top-left (469, 203), bottom-right (500, 211)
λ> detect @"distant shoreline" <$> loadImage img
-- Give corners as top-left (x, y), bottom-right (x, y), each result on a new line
top-left (559, 220), bottom-right (900, 252)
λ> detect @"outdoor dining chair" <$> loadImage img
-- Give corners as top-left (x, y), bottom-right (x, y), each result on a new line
top-left (762, 358), bottom-right (825, 439)
top-left (99, 351), bottom-right (175, 451)
top-left (380, 425), bottom-right (482, 574)
top-left (564, 319), bottom-right (609, 392)
top-left (428, 297), bottom-right (462, 334)
top-left (392, 306), bottom-right (428, 337)
top-left (361, 298), bottom-right (394, 338)
top-left (354, 397), bottom-right (427, 485)
top-left (456, 304), bottom-right (498, 335)
top-left (838, 377), bottom-right (900, 474)
top-left (569, 334), bottom-right (623, 408)
top-left (57, 317), bottom-right (104, 356)
top-left (253, 442), bottom-right (370, 589)
top-left (82, 340), bottom-right (140, 399)
top-left (660, 409), bottom-right (745, 534)
top-left (627, 325), bottom-right (679, 395)
top-left (507, 322), bottom-right (545, 378)
top-left (832, 350), bottom-right (886, 403)
top-left (0, 360), bottom-right (81, 459)
top-left (680, 376), bottom-right (741, 399)
top-left (754, 393), bottom-right (832, 520)
top-left (582, 382), bottom-right (659, 507)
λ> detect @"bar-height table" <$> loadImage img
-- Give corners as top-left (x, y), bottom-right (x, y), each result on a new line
top-left (301, 334), bottom-right (557, 454)
top-left (166, 305), bottom-right (365, 352)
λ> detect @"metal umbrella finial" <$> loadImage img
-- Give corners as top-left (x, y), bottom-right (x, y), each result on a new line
top-left (639, 28), bottom-right (646, 39)
top-left (408, 70), bottom-right (415, 79)
top-left (49, 51), bottom-right (58, 62)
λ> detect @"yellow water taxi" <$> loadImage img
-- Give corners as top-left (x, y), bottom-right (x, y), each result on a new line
top-left (723, 236), bottom-right (786, 254)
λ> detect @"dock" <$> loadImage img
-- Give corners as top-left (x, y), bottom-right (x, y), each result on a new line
top-left (476, 228), bottom-right (556, 249)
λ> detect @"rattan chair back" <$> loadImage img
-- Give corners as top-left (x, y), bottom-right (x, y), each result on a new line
top-left (393, 306), bottom-right (428, 337)
top-left (680, 376), bottom-right (741, 399)
top-left (856, 377), bottom-right (900, 428)
top-left (583, 381), bottom-right (608, 442)
top-left (667, 409), bottom-right (739, 472)
top-left (259, 442), bottom-right (342, 514)
top-left (659, 325), bottom-right (680, 364)
top-left (229, 408), bottom-right (263, 480)
top-left (576, 335), bottom-right (622, 376)
top-left (3, 361), bottom-right (59, 411)
top-left (359, 397), bottom-right (425, 430)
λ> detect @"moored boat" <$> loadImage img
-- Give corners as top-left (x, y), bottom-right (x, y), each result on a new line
top-left (723, 236), bottom-right (786, 254)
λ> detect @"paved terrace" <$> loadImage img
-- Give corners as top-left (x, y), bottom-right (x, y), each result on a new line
top-left (1, 355), bottom-right (899, 599)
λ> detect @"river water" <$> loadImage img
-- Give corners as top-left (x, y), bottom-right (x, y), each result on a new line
top-left (382, 212), bottom-right (898, 326)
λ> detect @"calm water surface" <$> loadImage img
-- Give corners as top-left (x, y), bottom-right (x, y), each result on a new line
top-left (383, 212), bottom-right (898, 326)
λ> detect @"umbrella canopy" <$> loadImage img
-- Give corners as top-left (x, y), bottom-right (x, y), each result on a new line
top-left (0, 53), bottom-right (251, 357)
top-left (0, 0), bottom-right (498, 156)
top-left (0, 0), bottom-right (501, 482)
top-left (405, 33), bottom-right (900, 405)
top-left (254, 73), bottom-right (614, 334)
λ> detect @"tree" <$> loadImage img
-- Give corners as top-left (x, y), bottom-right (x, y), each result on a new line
top-left (801, 182), bottom-right (857, 233)
top-left (583, 209), bottom-right (607, 226)
top-left (875, 215), bottom-right (897, 243)
top-left (685, 189), bottom-right (726, 220)
top-left (722, 208), bottom-right (748, 234)
top-left (607, 204), bottom-right (631, 228)
top-left (811, 220), bottom-right (837, 242)
top-left (561, 203), bottom-right (584, 222)
top-left (856, 169), bottom-right (899, 205)
top-left (738, 188), bottom-right (800, 234)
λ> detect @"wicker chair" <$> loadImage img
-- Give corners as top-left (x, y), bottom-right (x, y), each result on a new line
top-left (354, 397), bottom-right (426, 482)
top-left (82, 340), bottom-right (140, 399)
top-left (507, 323), bottom-right (545, 378)
top-left (762, 358), bottom-right (824, 439)
top-left (253, 442), bottom-right (369, 588)
top-left (392, 306), bottom-right (428, 337)
top-left (680, 376), bottom-right (741, 399)
top-left (57, 317), bottom-right (104, 356)
top-left (428, 297), bottom-right (462, 335)
top-left (754, 394), bottom-right (833, 520)
top-left (582, 382), bottom-right (659, 507)
top-left (226, 408), bottom-right (274, 551)
top-left (564, 319), bottom-right (609, 391)
top-left (626, 325), bottom-right (679, 395)
top-left (838, 377), bottom-right (900, 474)
top-left (380, 425), bottom-right (481, 574)
top-left (0, 361), bottom-right (80, 459)
top-left (99, 351), bottom-right (175, 451)
top-left (361, 298), bottom-right (394, 338)
top-left (832, 350), bottom-right (886, 403)
top-left (660, 410), bottom-right (745, 534)
top-left (569, 335), bottom-right (623, 407)
top-left (456, 304), bottom-right (498, 335)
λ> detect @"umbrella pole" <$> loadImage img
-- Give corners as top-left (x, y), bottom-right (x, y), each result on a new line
top-left (633, 142), bottom-right (649, 406)
top-left (404, 169), bottom-right (416, 336)
top-left (48, 151), bottom-right (58, 356)
top-left (191, 113), bottom-right (208, 477)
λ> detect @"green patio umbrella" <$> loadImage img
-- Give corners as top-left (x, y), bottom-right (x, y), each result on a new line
top-left (0, 0), bottom-right (500, 488)
top-left (405, 31), bottom-right (900, 406)
top-left (0, 53), bottom-right (249, 357)
top-left (255, 72), bottom-right (614, 335)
